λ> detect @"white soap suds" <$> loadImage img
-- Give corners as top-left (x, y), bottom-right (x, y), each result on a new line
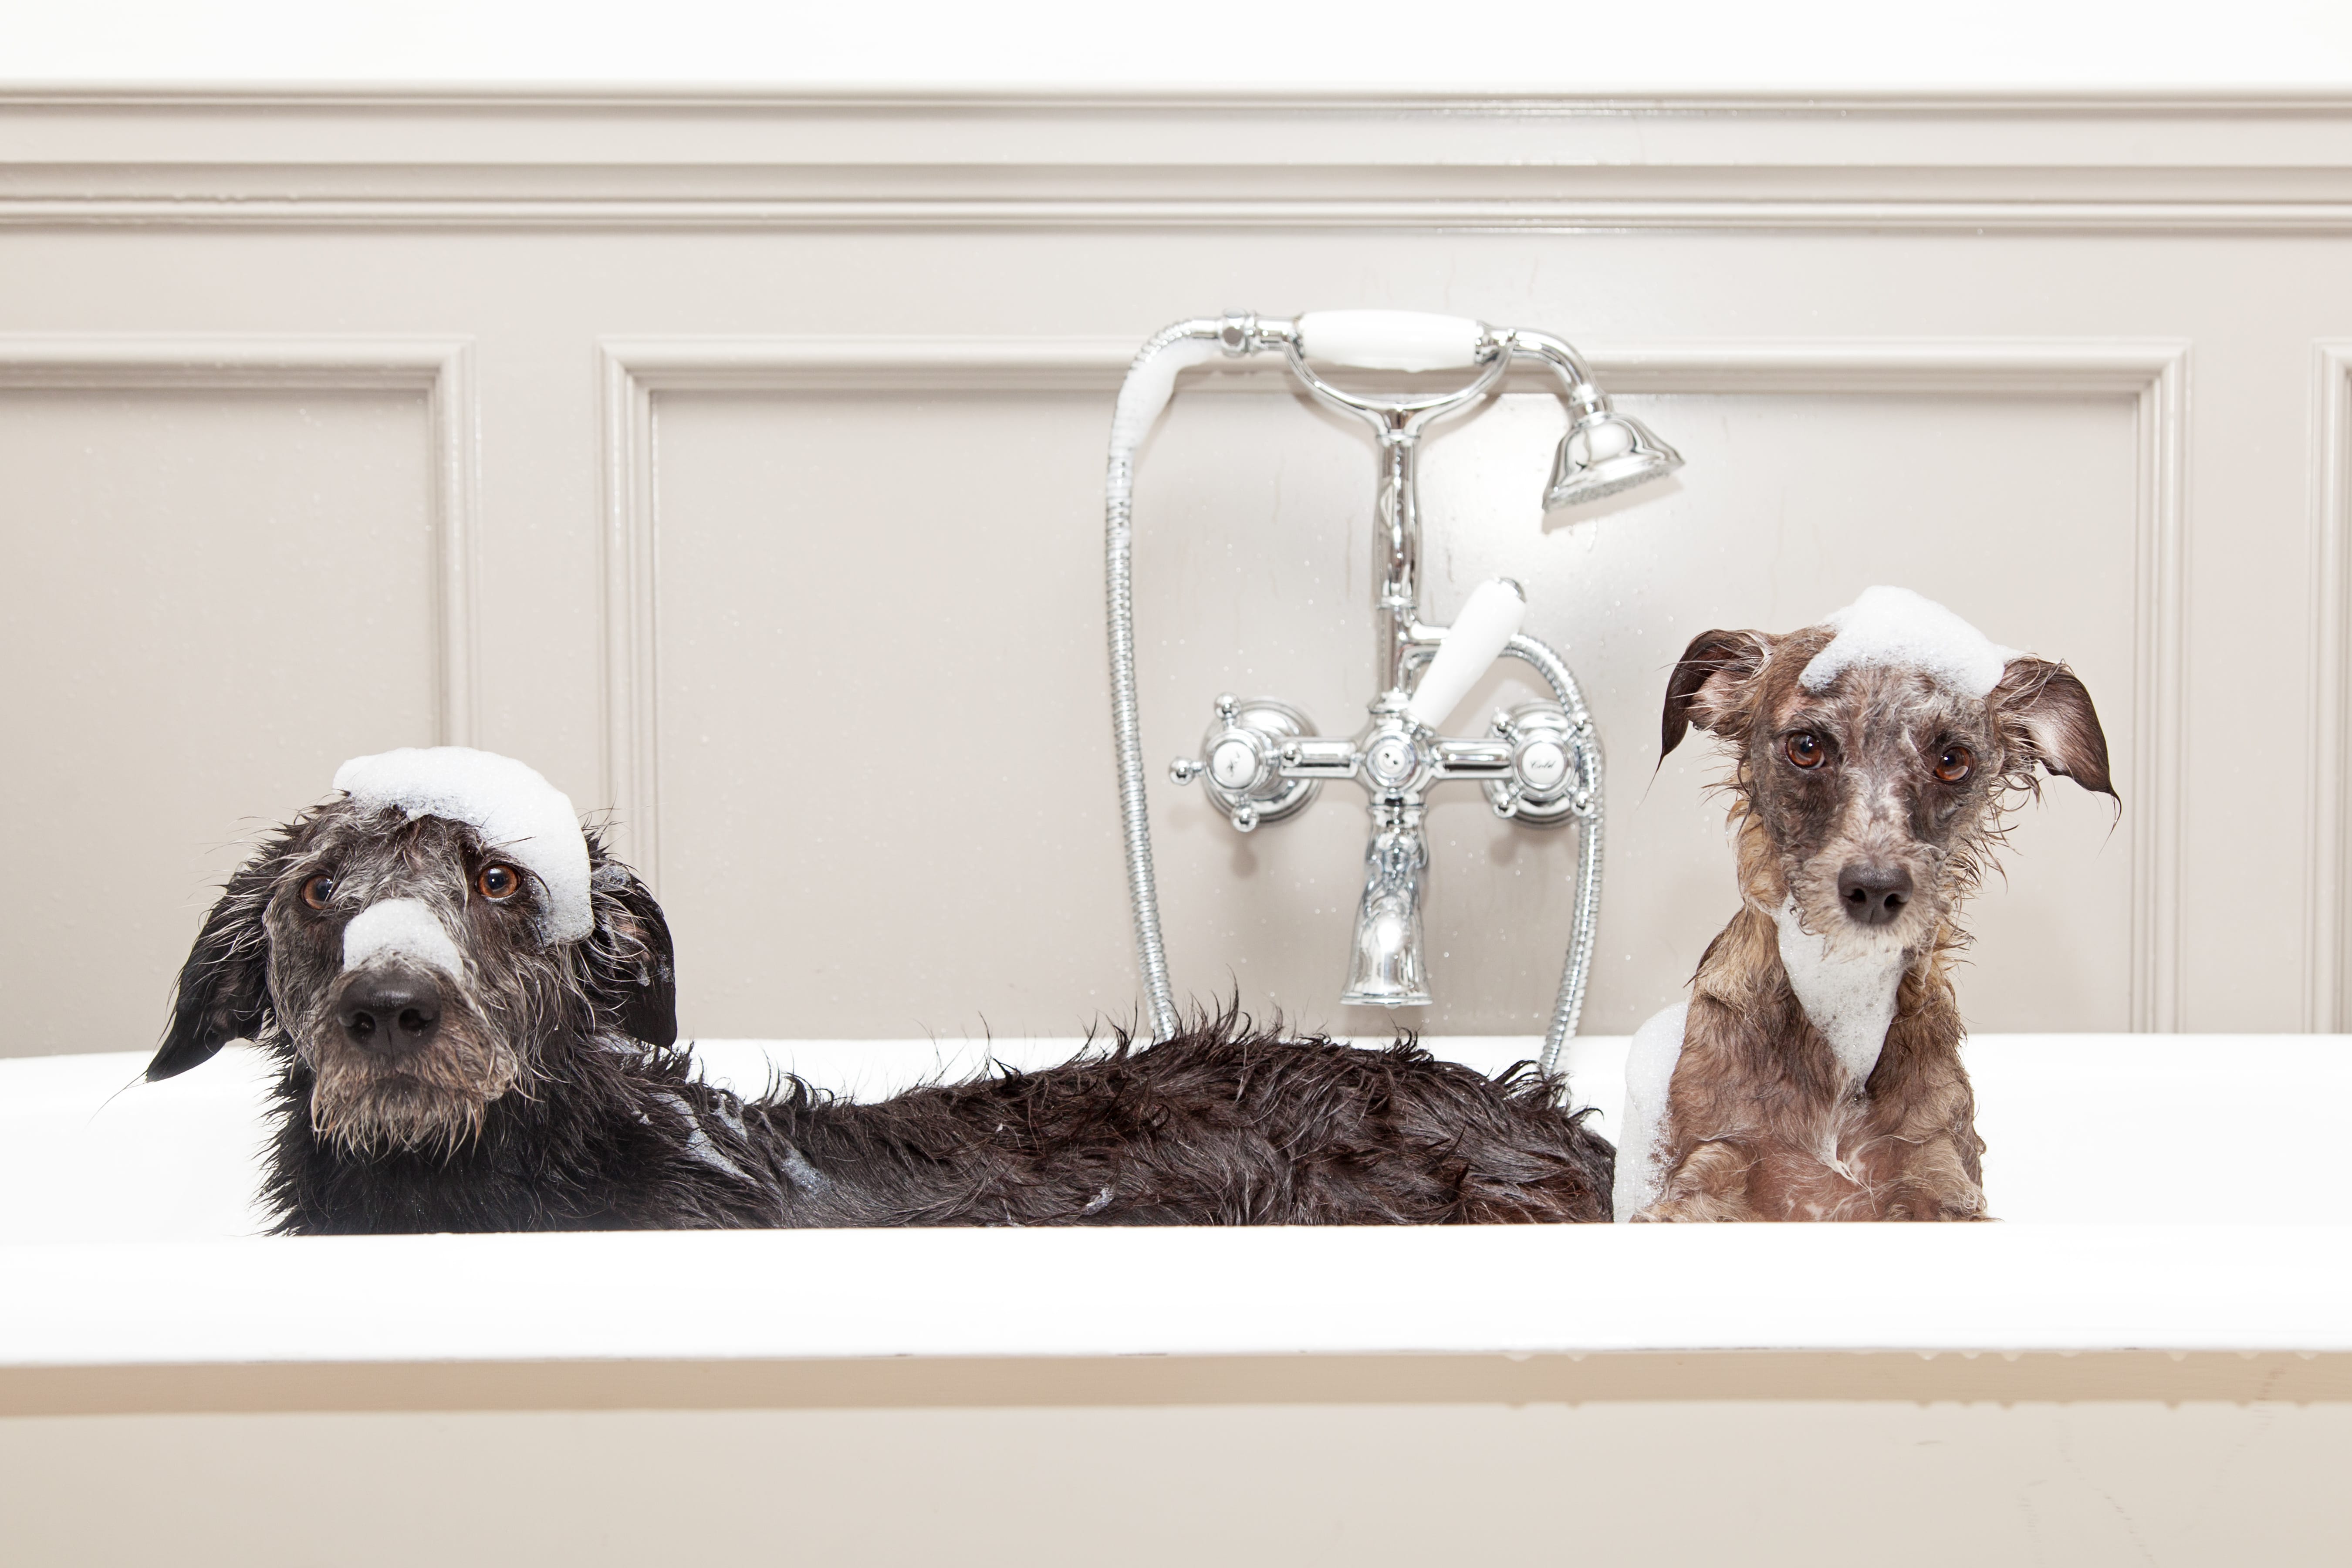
top-left (778, 1144), bottom-right (829, 1196)
top-left (1772, 900), bottom-right (1905, 1086)
top-left (1108, 336), bottom-right (1222, 467)
top-left (1798, 585), bottom-right (2018, 698)
top-left (341, 898), bottom-right (463, 978)
top-left (333, 747), bottom-right (591, 944)
top-left (651, 1090), bottom-right (758, 1186)
top-left (1612, 1000), bottom-right (1691, 1223)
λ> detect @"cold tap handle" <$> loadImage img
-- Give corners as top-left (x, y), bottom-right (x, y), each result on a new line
top-left (1293, 311), bottom-right (1489, 372)
top-left (1406, 578), bottom-right (1527, 730)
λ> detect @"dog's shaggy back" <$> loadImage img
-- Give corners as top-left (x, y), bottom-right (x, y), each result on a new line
top-left (265, 1013), bottom-right (1613, 1233)
top-left (756, 1021), bottom-right (1613, 1228)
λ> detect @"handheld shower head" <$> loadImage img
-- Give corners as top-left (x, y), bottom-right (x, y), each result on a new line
top-left (1494, 326), bottom-right (1683, 511)
top-left (1545, 403), bottom-right (1684, 510)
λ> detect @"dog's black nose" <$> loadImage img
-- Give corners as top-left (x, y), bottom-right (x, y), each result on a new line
top-left (338, 969), bottom-right (443, 1056)
top-left (1836, 863), bottom-right (1914, 927)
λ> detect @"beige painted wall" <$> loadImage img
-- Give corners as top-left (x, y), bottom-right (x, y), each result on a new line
top-left (3, 92), bottom-right (2349, 1052)
top-left (7, 1351), bottom-right (2350, 1566)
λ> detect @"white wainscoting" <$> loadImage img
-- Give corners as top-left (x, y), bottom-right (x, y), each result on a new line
top-left (0, 91), bottom-right (2344, 1046)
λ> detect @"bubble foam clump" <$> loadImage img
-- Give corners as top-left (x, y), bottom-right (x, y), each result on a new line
top-left (341, 897), bottom-right (465, 977)
top-left (333, 747), bottom-right (591, 944)
top-left (1798, 585), bottom-right (2019, 699)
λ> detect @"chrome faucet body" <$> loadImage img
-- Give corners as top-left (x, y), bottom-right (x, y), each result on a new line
top-left (1107, 311), bottom-right (1678, 1077)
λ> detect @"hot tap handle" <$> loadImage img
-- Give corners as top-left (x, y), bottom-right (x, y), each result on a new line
top-left (1180, 695), bottom-right (1326, 831)
top-left (1406, 578), bottom-right (1527, 730)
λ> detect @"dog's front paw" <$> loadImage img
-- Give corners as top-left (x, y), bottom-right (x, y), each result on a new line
top-left (1632, 1193), bottom-right (1742, 1223)
top-left (1881, 1184), bottom-right (1990, 1222)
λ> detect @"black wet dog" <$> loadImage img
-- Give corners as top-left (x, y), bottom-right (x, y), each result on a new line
top-left (150, 763), bottom-right (1614, 1234)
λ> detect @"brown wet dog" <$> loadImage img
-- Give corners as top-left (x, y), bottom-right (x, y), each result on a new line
top-left (1618, 588), bottom-right (2114, 1222)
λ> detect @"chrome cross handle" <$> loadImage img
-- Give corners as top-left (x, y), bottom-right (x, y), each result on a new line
top-left (1170, 695), bottom-right (1593, 826)
top-left (1167, 695), bottom-right (1321, 833)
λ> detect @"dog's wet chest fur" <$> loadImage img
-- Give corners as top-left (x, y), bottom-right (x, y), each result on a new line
top-left (1673, 915), bottom-right (1933, 1221)
top-left (1771, 900), bottom-right (1904, 1085)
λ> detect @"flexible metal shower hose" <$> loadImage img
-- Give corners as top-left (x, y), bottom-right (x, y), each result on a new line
top-left (1104, 320), bottom-right (1220, 1044)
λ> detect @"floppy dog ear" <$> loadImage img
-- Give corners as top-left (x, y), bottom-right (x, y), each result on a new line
top-left (1661, 629), bottom-right (1776, 760)
top-left (1993, 656), bottom-right (2118, 800)
top-left (149, 855), bottom-right (280, 1081)
top-left (587, 855), bottom-right (677, 1049)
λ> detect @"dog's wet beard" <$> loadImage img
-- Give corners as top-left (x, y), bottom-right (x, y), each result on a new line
top-left (307, 1051), bottom-right (518, 1153)
top-left (297, 987), bottom-right (530, 1155)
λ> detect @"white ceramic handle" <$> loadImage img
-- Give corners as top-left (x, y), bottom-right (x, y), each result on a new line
top-left (1406, 578), bottom-right (1526, 729)
top-left (1294, 310), bottom-right (1487, 372)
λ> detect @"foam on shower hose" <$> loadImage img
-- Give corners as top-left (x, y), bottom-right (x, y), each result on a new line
top-left (1295, 310), bottom-right (1486, 372)
top-left (1406, 578), bottom-right (1527, 729)
top-left (334, 747), bottom-right (592, 945)
top-left (1108, 336), bottom-right (1223, 466)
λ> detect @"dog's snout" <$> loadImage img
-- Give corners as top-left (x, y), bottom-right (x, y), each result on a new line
top-left (338, 968), bottom-right (443, 1055)
top-left (1836, 862), bottom-right (1914, 927)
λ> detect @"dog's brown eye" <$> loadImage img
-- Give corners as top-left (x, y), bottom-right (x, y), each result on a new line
top-left (1935, 745), bottom-right (1975, 784)
top-left (1784, 732), bottom-right (1827, 770)
top-left (477, 864), bottom-right (522, 901)
top-left (301, 874), bottom-right (335, 910)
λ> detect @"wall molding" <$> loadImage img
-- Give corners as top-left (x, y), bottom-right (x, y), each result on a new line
top-left (13, 91), bottom-right (2352, 234)
top-left (20, 178), bottom-right (2352, 238)
top-left (0, 336), bottom-right (480, 746)
top-left (600, 345), bottom-right (661, 882)
top-left (2309, 344), bottom-right (2352, 1030)
top-left (601, 335), bottom-right (2187, 1025)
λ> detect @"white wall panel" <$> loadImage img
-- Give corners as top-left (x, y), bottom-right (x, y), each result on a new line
top-left (628, 361), bottom-right (2140, 1040)
top-left (650, 387), bottom-right (1122, 1037)
top-left (0, 91), bottom-right (2346, 1046)
top-left (0, 381), bottom-right (439, 1055)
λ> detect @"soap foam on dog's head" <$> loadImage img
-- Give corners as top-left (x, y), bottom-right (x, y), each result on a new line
top-left (334, 747), bottom-right (591, 944)
top-left (1798, 585), bottom-right (2018, 698)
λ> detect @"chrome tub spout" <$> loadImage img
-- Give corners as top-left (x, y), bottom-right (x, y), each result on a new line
top-left (1344, 801), bottom-right (1431, 1007)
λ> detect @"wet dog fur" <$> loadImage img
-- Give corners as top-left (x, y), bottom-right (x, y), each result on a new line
top-left (1637, 621), bottom-right (2114, 1222)
top-left (148, 797), bottom-right (1614, 1233)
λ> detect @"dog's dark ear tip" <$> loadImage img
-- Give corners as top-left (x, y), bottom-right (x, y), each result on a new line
top-left (144, 1035), bottom-right (227, 1082)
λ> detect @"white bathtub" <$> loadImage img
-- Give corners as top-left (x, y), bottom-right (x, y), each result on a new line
top-left (4, 1035), bottom-right (2349, 1567)
top-left (2, 1032), bottom-right (2345, 1244)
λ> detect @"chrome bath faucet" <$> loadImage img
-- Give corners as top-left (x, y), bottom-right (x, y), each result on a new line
top-left (1107, 310), bottom-right (1682, 1072)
